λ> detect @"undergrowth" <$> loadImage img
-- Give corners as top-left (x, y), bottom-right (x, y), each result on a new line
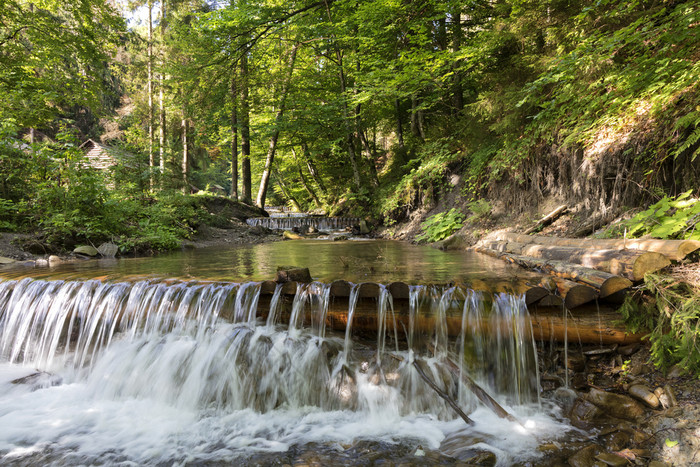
top-left (621, 273), bottom-right (700, 377)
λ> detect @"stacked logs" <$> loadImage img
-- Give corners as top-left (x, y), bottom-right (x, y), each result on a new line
top-left (473, 232), bottom-right (700, 315)
top-left (249, 278), bottom-right (644, 345)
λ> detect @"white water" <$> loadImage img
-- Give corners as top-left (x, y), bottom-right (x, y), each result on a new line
top-left (0, 277), bottom-right (572, 465)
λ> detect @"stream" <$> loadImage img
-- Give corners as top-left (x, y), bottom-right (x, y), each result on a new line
top-left (0, 239), bottom-right (582, 465)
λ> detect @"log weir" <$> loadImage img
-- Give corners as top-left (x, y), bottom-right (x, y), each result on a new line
top-left (247, 216), bottom-right (361, 231)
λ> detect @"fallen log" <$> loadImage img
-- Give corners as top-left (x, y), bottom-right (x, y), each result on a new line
top-left (253, 294), bottom-right (643, 344)
top-left (480, 241), bottom-right (670, 281)
top-left (483, 232), bottom-right (700, 262)
top-left (475, 247), bottom-right (632, 299)
top-left (412, 359), bottom-right (474, 425)
top-left (523, 205), bottom-right (568, 235)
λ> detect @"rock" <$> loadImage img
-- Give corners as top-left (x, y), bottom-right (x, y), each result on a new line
top-left (568, 444), bottom-right (601, 467)
top-left (464, 451), bottom-right (496, 466)
top-left (282, 230), bottom-right (303, 240)
top-left (583, 345), bottom-right (617, 356)
top-left (617, 343), bottom-right (639, 356)
top-left (358, 220), bottom-right (370, 235)
top-left (584, 388), bottom-right (646, 421)
top-left (276, 267), bottom-right (312, 283)
top-left (73, 245), bottom-right (99, 257)
top-left (332, 234), bottom-right (350, 242)
top-left (11, 371), bottom-right (63, 390)
top-left (569, 398), bottom-right (605, 429)
top-left (97, 242), bottom-right (119, 258)
top-left (0, 256), bottom-right (15, 264)
top-left (601, 430), bottom-right (630, 451)
top-left (594, 452), bottom-right (628, 466)
top-left (648, 461), bottom-right (671, 467)
top-left (628, 384), bottom-right (660, 409)
top-left (566, 353), bottom-right (586, 372)
top-left (666, 364), bottom-right (682, 379)
top-left (307, 226), bottom-right (318, 234)
top-left (663, 384), bottom-right (678, 407)
top-left (48, 255), bottom-right (61, 265)
top-left (249, 225), bottom-right (271, 235)
top-left (553, 387), bottom-right (578, 413)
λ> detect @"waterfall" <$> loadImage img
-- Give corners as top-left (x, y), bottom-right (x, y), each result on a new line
top-left (0, 276), bottom-right (569, 465)
top-left (247, 216), bottom-right (361, 232)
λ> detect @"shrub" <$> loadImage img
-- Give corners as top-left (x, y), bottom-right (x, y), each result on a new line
top-left (415, 208), bottom-right (465, 243)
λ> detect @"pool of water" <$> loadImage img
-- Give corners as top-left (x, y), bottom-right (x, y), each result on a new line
top-left (1, 239), bottom-right (543, 284)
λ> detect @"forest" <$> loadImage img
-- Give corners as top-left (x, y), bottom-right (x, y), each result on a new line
top-left (1, 0), bottom-right (699, 250)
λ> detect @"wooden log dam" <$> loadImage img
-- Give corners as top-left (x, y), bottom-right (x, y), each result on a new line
top-left (249, 279), bottom-right (644, 345)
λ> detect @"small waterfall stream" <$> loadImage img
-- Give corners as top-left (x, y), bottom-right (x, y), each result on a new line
top-left (0, 276), bottom-right (571, 465)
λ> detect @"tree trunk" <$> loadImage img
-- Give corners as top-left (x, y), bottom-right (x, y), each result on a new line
top-left (410, 95), bottom-right (424, 140)
top-left (158, 0), bottom-right (166, 182)
top-left (181, 117), bottom-right (188, 193)
top-left (230, 73), bottom-right (238, 200)
top-left (475, 247), bottom-right (632, 299)
top-left (272, 164), bottom-right (302, 211)
top-left (147, 1), bottom-right (154, 190)
top-left (292, 148), bottom-right (322, 209)
top-left (240, 52), bottom-right (252, 204)
top-left (483, 232), bottom-right (700, 262)
top-left (451, 8), bottom-right (463, 113)
top-left (256, 43), bottom-right (299, 208)
top-left (302, 143), bottom-right (326, 195)
top-left (394, 98), bottom-right (405, 149)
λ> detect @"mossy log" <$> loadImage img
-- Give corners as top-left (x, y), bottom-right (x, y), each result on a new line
top-left (475, 247), bottom-right (632, 299)
top-left (479, 241), bottom-right (670, 281)
top-left (484, 232), bottom-right (700, 262)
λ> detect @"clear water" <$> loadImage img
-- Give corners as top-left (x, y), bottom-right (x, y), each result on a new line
top-left (0, 240), bottom-right (572, 465)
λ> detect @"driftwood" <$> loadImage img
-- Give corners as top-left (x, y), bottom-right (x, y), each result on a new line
top-left (475, 247), bottom-right (632, 299)
top-left (523, 205), bottom-right (568, 235)
top-left (484, 232), bottom-right (700, 262)
top-left (480, 241), bottom-right (670, 281)
top-left (429, 345), bottom-right (519, 423)
top-left (411, 359), bottom-right (474, 425)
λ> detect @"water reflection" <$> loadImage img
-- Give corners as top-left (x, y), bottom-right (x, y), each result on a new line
top-left (0, 239), bottom-right (541, 284)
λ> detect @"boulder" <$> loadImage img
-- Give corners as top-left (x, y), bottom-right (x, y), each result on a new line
top-left (97, 242), bottom-right (119, 258)
top-left (568, 444), bottom-right (601, 467)
top-left (332, 234), bottom-right (350, 242)
top-left (584, 388), bottom-right (645, 421)
top-left (359, 220), bottom-right (370, 235)
top-left (74, 245), bottom-right (99, 257)
top-left (48, 255), bottom-right (61, 265)
top-left (283, 230), bottom-right (303, 240)
top-left (0, 256), bottom-right (15, 264)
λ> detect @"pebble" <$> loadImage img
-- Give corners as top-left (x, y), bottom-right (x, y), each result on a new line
top-left (594, 452), bottom-right (628, 466)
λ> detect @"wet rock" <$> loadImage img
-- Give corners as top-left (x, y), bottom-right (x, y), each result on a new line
top-left (48, 255), bottom-right (61, 265)
top-left (600, 430), bottom-right (630, 451)
top-left (35, 258), bottom-right (49, 267)
top-left (282, 230), bottom-right (303, 240)
top-left (569, 398), bottom-right (605, 429)
top-left (463, 451), bottom-right (496, 466)
top-left (307, 226), bottom-right (318, 234)
top-left (568, 444), bottom-right (601, 467)
top-left (648, 461), bottom-right (671, 467)
top-left (332, 234), bottom-right (350, 241)
top-left (566, 353), bottom-right (586, 372)
top-left (0, 256), bottom-right (16, 264)
top-left (11, 371), bottom-right (63, 390)
top-left (554, 387), bottom-right (578, 413)
top-left (583, 345), bottom-right (617, 357)
top-left (584, 388), bottom-right (645, 421)
top-left (74, 245), bottom-right (99, 257)
top-left (97, 242), bottom-right (119, 258)
top-left (628, 384), bottom-right (660, 409)
top-left (594, 452), bottom-right (628, 466)
top-left (276, 267), bottom-right (312, 283)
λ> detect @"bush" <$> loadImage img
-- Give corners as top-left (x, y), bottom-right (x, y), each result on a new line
top-left (415, 208), bottom-right (465, 243)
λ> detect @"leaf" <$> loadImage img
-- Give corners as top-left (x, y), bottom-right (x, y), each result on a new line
top-left (665, 438), bottom-right (679, 448)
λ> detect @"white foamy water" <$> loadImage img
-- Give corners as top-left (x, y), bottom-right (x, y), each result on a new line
top-left (0, 277), bottom-right (573, 465)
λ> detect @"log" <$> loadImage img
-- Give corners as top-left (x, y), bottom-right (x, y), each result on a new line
top-left (411, 359), bottom-right (474, 425)
top-left (551, 277), bottom-right (599, 310)
top-left (483, 232), bottom-right (700, 262)
top-left (482, 241), bottom-right (670, 281)
top-left (253, 294), bottom-right (643, 344)
top-left (475, 247), bottom-right (632, 299)
top-left (523, 205), bottom-right (568, 235)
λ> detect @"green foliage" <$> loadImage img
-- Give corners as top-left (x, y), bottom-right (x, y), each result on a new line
top-left (621, 274), bottom-right (700, 377)
top-left (415, 208), bottom-right (465, 243)
top-left (466, 199), bottom-right (492, 223)
top-left (624, 191), bottom-right (700, 240)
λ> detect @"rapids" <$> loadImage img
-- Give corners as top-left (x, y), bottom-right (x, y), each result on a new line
top-left (0, 246), bottom-right (574, 465)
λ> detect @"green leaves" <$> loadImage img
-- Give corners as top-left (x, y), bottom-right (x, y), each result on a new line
top-left (625, 191), bottom-right (700, 240)
top-left (415, 208), bottom-right (465, 243)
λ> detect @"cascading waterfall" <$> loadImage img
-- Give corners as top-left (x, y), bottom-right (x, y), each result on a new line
top-left (0, 276), bottom-right (570, 465)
